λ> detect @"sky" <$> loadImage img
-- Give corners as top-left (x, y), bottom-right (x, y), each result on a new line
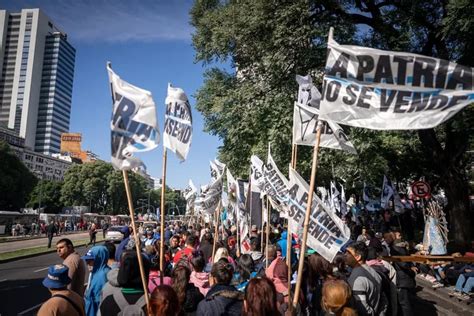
top-left (2, 0), bottom-right (223, 189)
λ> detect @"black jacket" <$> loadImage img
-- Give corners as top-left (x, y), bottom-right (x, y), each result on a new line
top-left (390, 244), bottom-right (416, 289)
top-left (182, 283), bottom-right (204, 314)
top-left (196, 284), bottom-right (243, 316)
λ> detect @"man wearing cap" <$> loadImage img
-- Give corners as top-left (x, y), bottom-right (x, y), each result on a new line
top-left (56, 238), bottom-right (86, 296)
top-left (38, 264), bottom-right (85, 316)
top-left (82, 245), bottom-right (110, 316)
top-left (143, 230), bottom-right (156, 247)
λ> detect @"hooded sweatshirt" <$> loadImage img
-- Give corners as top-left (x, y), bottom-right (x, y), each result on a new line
top-left (115, 227), bottom-right (131, 262)
top-left (190, 271), bottom-right (210, 296)
top-left (85, 246), bottom-right (110, 316)
top-left (277, 231), bottom-right (296, 264)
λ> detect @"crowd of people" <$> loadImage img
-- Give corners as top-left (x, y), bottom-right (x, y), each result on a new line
top-left (36, 205), bottom-right (473, 316)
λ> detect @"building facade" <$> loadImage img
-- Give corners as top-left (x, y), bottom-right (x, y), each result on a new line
top-left (0, 9), bottom-right (75, 154)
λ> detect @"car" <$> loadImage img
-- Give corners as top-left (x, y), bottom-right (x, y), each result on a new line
top-left (105, 225), bottom-right (126, 243)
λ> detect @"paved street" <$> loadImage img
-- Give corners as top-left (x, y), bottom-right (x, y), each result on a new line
top-left (0, 244), bottom-right (92, 315)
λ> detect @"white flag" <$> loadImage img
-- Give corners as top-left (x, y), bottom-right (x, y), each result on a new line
top-left (288, 168), bottom-right (350, 262)
top-left (184, 180), bottom-right (197, 214)
top-left (330, 181), bottom-right (341, 213)
top-left (164, 84), bottom-right (193, 160)
top-left (319, 35), bottom-right (474, 130)
top-left (292, 102), bottom-right (357, 154)
top-left (381, 175), bottom-right (394, 209)
top-left (195, 162), bottom-right (225, 214)
top-left (262, 151), bottom-right (290, 217)
top-left (107, 63), bottom-right (160, 170)
top-left (340, 184), bottom-right (348, 215)
top-left (250, 155), bottom-right (266, 196)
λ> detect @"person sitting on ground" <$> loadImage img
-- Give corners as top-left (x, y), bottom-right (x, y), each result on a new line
top-left (56, 238), bottom-right (86, 297)
top-left (38, 264), bottom-right (85, 316)
top-left (321, 279), bottom-right (357, 316)
top-left (196, 258), bottom-right (244, 316)
top-left (450, 263), bottom-right (474, 300)
top-left (345, 242), bottom-right (387, 316)
top-left (99, 251), bottom-right (151, 315)
top-left (232, 254), bottom-right (256, 292)
top-left (149, 285), bottom-right (180, 316)
top-left (242, 277), bottom-right (279, 316)
top-left (190, 252), bottom-right (210, 296)
top-left (82, 246), bottom-right (111, 316)
top-left (172, 265), bottom-right (204, 314)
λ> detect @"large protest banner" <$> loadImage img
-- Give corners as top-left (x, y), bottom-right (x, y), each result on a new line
top-left (184, 180), bottom-right (197, 214)
top-left (262, 152), bottom-right (290, 217)
top-left (319, 36), bottom-right (474, 130)
top-left (288, 168), bottom-right (350, 262)
top-left (107, 64), bottom-right (160, 170)
top-left (164, 84), bottom-right (193, 160)
top-left (248, 155), bottom-right (265, 227)
top-left (195, 161), bottom-right (224, 214)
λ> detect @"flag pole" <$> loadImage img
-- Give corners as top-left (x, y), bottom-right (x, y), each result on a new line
top-left (212, 201), bottom-right (221, 261)
top-left (261, 197), bottom-right (265, 249)
top-left (287, 143), bottom-right (298, 308)
top-left (159, 148), bottom-right (167, 284)
top-left (122, 170), bottom-right (151, 311)
top-left (293, 121), bottom-right (323, 307)
top-left (265, 196), bottom-right (271, 269)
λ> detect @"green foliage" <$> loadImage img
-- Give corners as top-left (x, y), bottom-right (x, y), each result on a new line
top-left (0, 141), bottom-right (37, 211)
top-left (191, 0), bottom-right (474, 243)
top-left (27, 180), bottom-right (63, 213)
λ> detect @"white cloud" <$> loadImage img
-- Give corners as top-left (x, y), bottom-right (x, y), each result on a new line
top-left (4, 0), bottom-right (193, 43)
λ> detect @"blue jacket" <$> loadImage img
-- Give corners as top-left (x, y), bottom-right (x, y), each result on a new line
top-left (277, 231), bottom-right (296, 264)
top-left (85, 246), bottom-right (111, 316)
top-left (115, 228), bottom-right (131, 262)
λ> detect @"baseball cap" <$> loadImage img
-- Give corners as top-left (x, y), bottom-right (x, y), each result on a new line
top-left (81, 249), bottom-right (95, 261)
top-left (42, 264), bottom-right (71, 289)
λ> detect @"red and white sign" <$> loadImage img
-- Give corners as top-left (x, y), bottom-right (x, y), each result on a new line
top-left (411, 181), bottom-right (431, 198)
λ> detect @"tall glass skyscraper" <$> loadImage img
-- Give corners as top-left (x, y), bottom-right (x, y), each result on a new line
top-left (0, 9), bottom-right (75, 154)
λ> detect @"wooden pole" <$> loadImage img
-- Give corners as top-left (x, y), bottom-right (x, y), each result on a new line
top-left (236, 206), bottom-right (241, 258)
top-left (292, 122), bottom-right (323, 307)
top-left (261, 197), bottom-right (265, 250)
top-left (212, 202), bottom-right (221, 261)
top-left (122, 170), bottom-right (151, 311)
top-left (287, 143), bottom-right (298, 308)
top-left (159, 148), bottom-right (167, 284)
top-left (266, 196), bottom-right (271, 269)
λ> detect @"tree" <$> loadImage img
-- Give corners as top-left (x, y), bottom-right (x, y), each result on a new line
top-left (27, 180), bottom-right (63, 213)
top-left (0, 141), bottom-right (37, 211)
top-left (190, 0), bottom-right (474, 247)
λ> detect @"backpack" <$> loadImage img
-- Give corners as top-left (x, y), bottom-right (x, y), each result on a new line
top-left (112, 291), bottom-right (147, 316)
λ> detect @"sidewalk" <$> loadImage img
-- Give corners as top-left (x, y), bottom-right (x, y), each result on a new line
top-left (0, 231), bottom-right (104, 254)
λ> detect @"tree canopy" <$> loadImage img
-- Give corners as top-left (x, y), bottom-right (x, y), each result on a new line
top-left (190, 0), bottom-right (473, 245)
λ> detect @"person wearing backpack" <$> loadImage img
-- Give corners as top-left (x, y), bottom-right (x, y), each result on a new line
top-left (99, 250), bottom-right (151, 315)
top-left (38, 264), bottom-right (85, 316)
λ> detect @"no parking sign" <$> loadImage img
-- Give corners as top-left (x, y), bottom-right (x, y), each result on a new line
top-left (411, 181), bottom-right (431, 198)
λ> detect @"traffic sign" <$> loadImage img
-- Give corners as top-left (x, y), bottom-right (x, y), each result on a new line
top-left (411, 181), bottom-right (431, 198)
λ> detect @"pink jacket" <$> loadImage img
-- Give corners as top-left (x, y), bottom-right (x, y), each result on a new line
top-left (148, 270), bottom-right (172, 293)
top-left (190, 271), bottom-right (210, 296)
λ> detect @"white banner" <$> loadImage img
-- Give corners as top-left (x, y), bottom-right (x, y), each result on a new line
top-left (319, 37), bottom-right (474, 130)
top-left (340, 185), bottom-right (348, 215)
top-left (293, 102), bottom-right (357, 154)
top-left (250, 155), bottom-right (266, 195)
top-left (330, 181), bottom-right (340, 213)
top-left (288, 168), bottom-right (350, 262)
top-left (184, 180), bottom-right (197, 214)
top-left (107, 63), bottom-right (160, 170)
top-left (380, 175), bottom-right (394, 209)
top-left (164, 84), bottom-right (193, 160)
top-left (262, 152), bottom-right (290, 217)
top-left (195, 162), bottom-right (224, 214)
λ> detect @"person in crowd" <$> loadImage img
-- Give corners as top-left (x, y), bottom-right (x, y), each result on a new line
top-left (82, 245), bottom-right (111, 316)
top-left (56, 238), bottom-right (86, 297)
top-left (102, 222), bottom-right (109, 239)
top-left (332, 254), bottom-right (349, 280)
top-left (169, 235), bottom-right (182, 258)
top-left (149, 254), bottom-right (173, 293)
top-left (232, 254), bottom-right (256, 291)
top-left (277, 230), bottom-right (296, 266)
top-left (196, 258), bottom-right (244, 316)
top-left (321, 279), bottom-right (357, 316)
top-left (199, 232), bottom-right (213, 263)
top-left (174, 235), bottom-right (197, 264)
top-left (149, 285), bottom-right (181, 316)
top-left (250, 225), bottom-right (259, 239)
top-left (99, 251), bottom-right (150, 315)
top-left (47, 221), bottom-right (57, 248)
top-left (248, 237), bottom-right (264, 265)
top-left (115, 226), bottom-right (131, 262)
top-left (104, 241), bottom-right (119, 269)
top-left (213, 247), bottom-right (235, 266)
top-left (265, 246), bottom-right (290, 313)
top-left (190, 252), bottom-right (210, 296)
top-left (171, 265), bottom-right (204, 314)
top-left (356, 227), bottom-right (369, 244)
top-left (242, 277), bottom-right (279, 316)
top-left (144, 230), bottom-right (157, 247)
top-left (388, 231), bottom-right (416, 316)
top-left (38, 264), bottom-right (85, 316)
top-left (345, 242), bottom-right (387, 316)
top-left (307, 254), bottom-right (336, 315)
top-left (88, 223), bottom-right (97, 247)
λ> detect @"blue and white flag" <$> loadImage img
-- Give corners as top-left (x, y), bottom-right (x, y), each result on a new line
top-left (164, 84), bottom-right (193, 161)
top-left (107, 63), bottom-right (160, 170)
top-left (319, 33), bottom-right (474, 130)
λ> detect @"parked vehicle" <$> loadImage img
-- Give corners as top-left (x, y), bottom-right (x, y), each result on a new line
top-left (105, 225), bottom-right (126, 242)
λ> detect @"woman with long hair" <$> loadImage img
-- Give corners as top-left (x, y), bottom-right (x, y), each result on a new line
top-left (243, 277), bottom-right (279, 316)
top-left (232, 254), bottom-right (256, 291)
top-left (321, 280), bottom-right (357, 316)
top-left (149, 285), bottom-right (180, 316)
top-left (171, 265), bottom-right (204, 315)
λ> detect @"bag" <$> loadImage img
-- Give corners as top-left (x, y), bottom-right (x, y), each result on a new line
top-left (112, 291), bottom-right (147, 316)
